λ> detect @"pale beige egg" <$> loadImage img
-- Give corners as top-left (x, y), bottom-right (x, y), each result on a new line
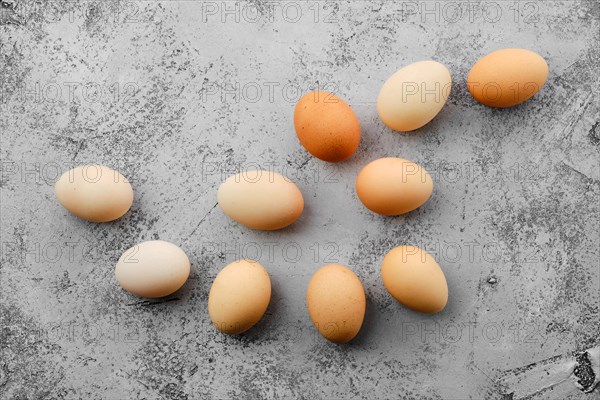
top-left (381, 245), bottom-right (448, 314)
top-left (377, 60), bottom-right (452, 131)
top-left (356, 157), bottom-right (433, 216)
top-left (55, 164), bottom-right (133, 222)
top-left (115, 240), bottom-right (190, 298)
top-left (217, 170), bottom-right (304, 230)
top-left (208, 260), bottom-right (271, 335)
top-left (306, 264), bottom-right (366, 344)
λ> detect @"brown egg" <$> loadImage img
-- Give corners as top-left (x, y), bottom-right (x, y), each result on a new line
top-left (294, 91), bottom-right (361, 162)
top-left (467, 48), bottom-right (548, 107)
top-left (381, 246), bottom-right (448, 314)
top-left (208, 260), bottom-right (271, 335)
top-left (356, 157), bottom-right (433, 215)
top-left (306, 264), bottom-right (366, 344)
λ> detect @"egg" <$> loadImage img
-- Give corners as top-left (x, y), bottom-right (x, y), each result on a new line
top-left (294, 91), bottom-right (360, 162)
top-left (306, 264), bottom-right (366, 344)
top-left (356, 157), bottom-right (433, 215)
top-left (55, 164), bottom-right (133, 222)
top-left (377, 61), bottom-right (452, 131)
top-left (467, 48), bottom-right (548, 107)
top-left (115, 240), bottom-right (190, 298)
top-left (381, 245), bottom-right (448, 314)
top-left (208, 259), bottom-right (271, 335)
top-left (217, 170), bottom-right (304, 230)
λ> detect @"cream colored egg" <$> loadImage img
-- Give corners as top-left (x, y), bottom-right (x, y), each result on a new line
top-left (217, 170), bottom-right (304, 230)
top-left (54, 164), bottom-right (133, 222)
top-left (377, 60), bottom-right (452, 131)
top-left (306, 264), bottom-right (366, 344)
top-left (356, 158), bottom-right (433, 216)
top-left (381, 245), bottom-right (448, 314)
top-left (115, 240), bottom-right (190, 298)
top-left (208, 260), bottom-right (271, 335)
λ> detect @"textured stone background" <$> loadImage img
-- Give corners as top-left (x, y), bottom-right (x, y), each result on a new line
top-left (1, 1), bottom-right (599, 399)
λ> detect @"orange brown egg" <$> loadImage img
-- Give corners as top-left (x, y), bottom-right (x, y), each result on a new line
top-left (381, 245), bottom-right (448, 314)
top-left (467, 48), bottom-right (548, 107)
top-left (294, 91), bottom-right (361, 162)
top-left (306, 264), bottom-right (366, 343)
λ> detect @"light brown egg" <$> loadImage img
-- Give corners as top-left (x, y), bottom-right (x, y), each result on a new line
top-left (294, 91), bottom-right (361, 162)
top-left (467, 48), bottom-right (548, 107)
top-left (356, 157), bottom-right (433, 216)
top-left (208, 260), bottom-right (271, 335)
top-left (55, 164), bottom-right (133, 222)
top-left (377, 60), bottom-right (452, 132)
top-left (217, 170), bottom-right (304, 230)
top-left (306, 264), bottom-right (366, 344)
top-left (115, 240), bottom-right (190, 298)
top-left (381, 245), bottom-right (448, 314)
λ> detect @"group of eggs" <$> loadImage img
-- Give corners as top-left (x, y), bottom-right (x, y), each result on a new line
top-left (53, 48), bottom-right (548, 343)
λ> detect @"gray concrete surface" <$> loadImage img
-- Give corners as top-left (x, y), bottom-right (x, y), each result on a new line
top-left (1, 1), bottom-right (599, 399)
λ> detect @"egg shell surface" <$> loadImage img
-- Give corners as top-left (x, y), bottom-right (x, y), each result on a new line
top-left (55, 164), bottom-right (133, 222)
top-left (381, 245), bottom-right (448, 314)
top-left (115, 240), bottom-right (190, 298)
top-left (356, 157), bottom-right (433, 216)
top-left (467, 48), bottom-right (548, 107)
top-left (377, 60), bottom-right (452, 132)
top-left (294, 91), bottom-right (361, 162)
top-left (208, 260), bottom-right (272, 335)
top-left (217, 170), bottom-right (304, 230)
top-left (306, 264), bottom-right (366, 344)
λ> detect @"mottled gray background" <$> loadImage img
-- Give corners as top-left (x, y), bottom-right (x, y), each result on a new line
top-left (1, 1), bottom-right (599, 399)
